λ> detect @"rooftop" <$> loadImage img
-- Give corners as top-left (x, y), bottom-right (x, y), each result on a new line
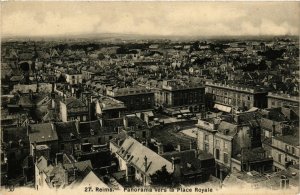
top-left (98, 96), bottom-right (126, 110)
top-left (117, 136), bottom-right (173, 176)
top-left (29, 123), bottom-right (58, 143)
top-left (206, 81), bottom-right (268, 94)
top-left (267, 92), bottom-right (299, 102)
top-left (106, 87), bottom-right (153, 97)
top-left (162, 79), bottom-right (204, 91)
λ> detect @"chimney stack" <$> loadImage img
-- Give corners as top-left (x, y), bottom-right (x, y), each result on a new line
top-left (176, 144), bottom-right (181, 152)
top-left (55, 153), bottom-right (64, 165)
top-left (189, 140), bottom-right (194, 150)
top-left (272, 121), bottom-right (276, 137)
top-left (75, 119), bottom-right (80, 133)
top-left (144, 156), bottom-right (148, 172)
top-left (157, 143), bottom-right (164, 155)
top-left (171, 157), bottom-right (181, 181)
top-left (123, 116), bottom-right (128, 129)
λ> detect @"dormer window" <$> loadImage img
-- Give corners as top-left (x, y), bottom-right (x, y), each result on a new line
top-left (90, 129), bottom-right (94, 136)
top-left (70, 132), bottom-right (75, 139)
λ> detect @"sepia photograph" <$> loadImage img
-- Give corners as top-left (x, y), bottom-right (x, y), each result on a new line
top-left (0, 1), bottom-right (299, 195)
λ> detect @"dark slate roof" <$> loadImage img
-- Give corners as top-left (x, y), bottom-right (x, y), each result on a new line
top-left (54, 121), bottom-right (80, 141)
top-left (162, 149), bottom-right (204, 174)
top-left (127, 115), bottom-right (148, 129)
top-left (63, 160), bottom-right (93, 172)
top-left (102, 118), bottom-right (123, 127)
top-left (63, 97), bottom-right (87, 108)
top-left (29, 123), bottom-right (58, 143)
top-left (78, 120), bottom-right (102, 137)
top-left (217, 121), bottom-right (237, 136)
top-left (233, 147), bottom-right (272, 162)
top-left (3, 126), bottom-right (28, 144)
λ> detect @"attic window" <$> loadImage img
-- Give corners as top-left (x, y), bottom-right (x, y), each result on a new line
top-left (70, 133), bottom-right (75, 138)
top-left (90, 129), bottom-right (95, 135)
top-left (187, 163), bottom-right (192, 168)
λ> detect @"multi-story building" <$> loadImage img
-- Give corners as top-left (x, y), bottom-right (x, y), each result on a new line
top-left (155, 80), bottom-right (205, 113)
top-left (106, 87), bottom-right (154, 112)
top-left (65, 71), bottom-right (83, 85)
top-left (60, 97), bottom-right (89, 122)
top-left (34, 154), bottom-right (95, 190)
top-left (28, 123), bottom-right (59, 159)
top-left (196, 112), bottom-right (271, 178)
top-left (206, 81), bottom-right (268, 112)
top-left (94, 96), bottom-right (126, 119)
top-left (267, 92), bottom-right (299, 109)
top-left (109, 136), bottom-right (173, 186)
top-left (271, 133), bottom-right (299, 171)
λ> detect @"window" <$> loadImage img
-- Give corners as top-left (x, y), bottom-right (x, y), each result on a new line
top-left (292, 147), bottom-right (295, 155)
top-left (204, 143), bottom-right (209, 152)
top-left (224, 142), bottom-right (228, 149)
top-left (285, 145), bottom-right (290, 152)
top-left (204, 135), bottom-right (209, 141)
top-left (278, 154), bottom-right (282, 163)
top-left (98, 137), bottom-right (102, 144)
top-left (216, 149), bottom-right (220, 160)
top-left (142, 131), bottom-right (146, 138)
top-left (216, 139), bottom-right (220, 147)
top-left (224, 153), bottom-right (229, 164)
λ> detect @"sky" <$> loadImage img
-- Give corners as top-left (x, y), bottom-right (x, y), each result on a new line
top-left (1, 1), bottom-right (299, 37)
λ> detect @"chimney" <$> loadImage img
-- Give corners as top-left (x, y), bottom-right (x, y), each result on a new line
top-left (144, 156), bottom-right (148, 173)
top-left (99, 118), bottom-right (103, 127)
top-left (176, 144), bottom-right (181, 152)
top-left (157, 143), bottom-right (164, 155)
top-left (272, 121), bottom-right (276, 137)
top-left (55, 153), bottom-right (63, 165)
top-left (171, 157), bottom-right (181, 180)
top-left (123, 116), bottom-right (128, 129)
top-left (75, 119), bottom-right (80, 133)
top-left (189, 140), bottom-right (193, 150)
top-left (27, 125), bottom-right (31, 136)
top-left (234, 114), bottom-right (239, 124)
top-left (51, 99), bottom-right (56, 109)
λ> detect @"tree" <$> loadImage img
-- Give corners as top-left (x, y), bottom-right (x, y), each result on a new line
top-left (150, 165), bottom-right (173, 186)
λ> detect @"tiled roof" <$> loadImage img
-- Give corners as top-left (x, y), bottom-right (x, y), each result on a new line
top-left (217, 121), bottom-right (237, 137)
top-left (78, 120), bottom-right (102, 137)
top-left (64, 97), bottom-right (86, 108)
top-left (29, 123), bottom-right (58, 143)
top-left (117, 136), bottom-right (173, 176)
top-left (3, 126), bottom-right (28, 144)
top-left (162, 150), bottom-right (203, 174)
top-left (63, 160), bottom-right (93, 172)
top-left (54, 121), bottom-right (80, 141)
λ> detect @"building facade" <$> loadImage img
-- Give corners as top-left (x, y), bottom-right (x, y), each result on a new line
top-left (155, 80), bottom-right (205, 113)
top-left (106, 87), bottom-right (155, 112)
top-left (206, 81), bottom-right (268, 111)
top-left (267, 92), bottom-right (299, 109)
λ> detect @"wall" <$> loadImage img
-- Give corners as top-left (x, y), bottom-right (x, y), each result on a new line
top-left (215, 134), bottom-right (232, 168)
top-left (60, 102), bottom-right (67, 122)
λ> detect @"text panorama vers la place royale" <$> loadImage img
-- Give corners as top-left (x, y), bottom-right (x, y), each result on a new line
top-left (84, 186), bottom-right (214, 193)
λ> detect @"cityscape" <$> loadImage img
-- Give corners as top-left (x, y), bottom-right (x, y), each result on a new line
top-left (1, 2), bottom-right (299, 194)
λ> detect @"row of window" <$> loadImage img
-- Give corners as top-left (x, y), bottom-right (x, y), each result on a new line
top-left (211, 89), bottom-right (252, 100)
top-left (215, 149), bottom-right (229, 164)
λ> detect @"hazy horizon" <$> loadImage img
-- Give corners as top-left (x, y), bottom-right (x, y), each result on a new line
top-left (2, 2), bottom-right (299, 38)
